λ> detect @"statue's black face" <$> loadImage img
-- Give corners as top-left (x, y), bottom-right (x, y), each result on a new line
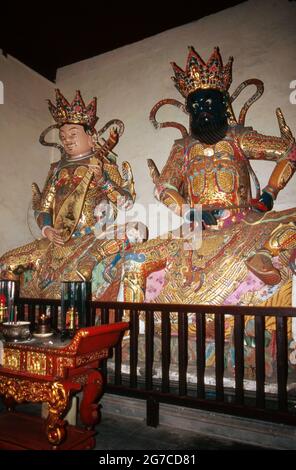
top-left (186, 89), bottom-right (228, 144)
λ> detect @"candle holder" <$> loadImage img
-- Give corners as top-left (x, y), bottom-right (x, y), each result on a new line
top-left (0, 280), bottom-right (19, 323)
top-left (33, 312), bottom-right (53, 338)
top-left (61, 281), bottom-right (91, 339)
top-left (0, 295), bottom-right (7, 323)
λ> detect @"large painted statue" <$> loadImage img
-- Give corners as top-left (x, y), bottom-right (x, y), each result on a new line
top-left (0, 90), bottom-right (142, 298)
top-left (121, 46), bottom-right (296, 307)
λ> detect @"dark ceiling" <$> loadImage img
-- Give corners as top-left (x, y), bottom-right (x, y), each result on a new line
top-left (1, 2), bottom-right (245, 82)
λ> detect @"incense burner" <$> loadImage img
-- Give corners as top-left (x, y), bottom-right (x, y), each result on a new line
top-left (1, 321), bottom-right (31, 341)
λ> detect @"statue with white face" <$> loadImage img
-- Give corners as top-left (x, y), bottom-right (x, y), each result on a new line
top-left (0, 90), bottom-right (137, 298)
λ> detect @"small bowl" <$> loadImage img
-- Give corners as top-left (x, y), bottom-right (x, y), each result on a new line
top-left (1, 321), bottom-right (31, 341)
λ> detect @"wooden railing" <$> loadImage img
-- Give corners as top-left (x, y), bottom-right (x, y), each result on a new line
top-left (91, 301), bottom-right (296, 427)
top-left (13, 298), bottom-right (296, 427)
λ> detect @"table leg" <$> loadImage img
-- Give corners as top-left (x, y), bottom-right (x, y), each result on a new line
top-left (1, 395), bottom-right (17, 411)
top-left (46, 382), bottom-right (70, 447)
top-left (80, 369), bottom-right (103, 428)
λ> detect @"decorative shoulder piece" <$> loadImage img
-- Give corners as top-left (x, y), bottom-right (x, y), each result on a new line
top-left (171, 46), bottom-right (233, 98)
top-left (47, 89), bottom-right (98, 129)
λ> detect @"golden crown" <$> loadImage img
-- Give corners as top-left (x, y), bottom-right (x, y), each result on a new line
top-left (47, 89), bottom-right (98, 129)
top-left (171, 46), bottom-right (233, 98)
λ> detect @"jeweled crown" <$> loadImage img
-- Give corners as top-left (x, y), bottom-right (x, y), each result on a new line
top-left (171, 46), bottom-right (233, 98)
top-left (47, 89), bottom-right (98, 129)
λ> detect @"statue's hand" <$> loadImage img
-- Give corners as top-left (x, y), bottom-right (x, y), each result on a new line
top-left (92, 160), bottom-right (103, 182)
top-left (122, 161), bottom-right (136, 203)
top-left (43, 227), bottom-right (64, 246)
top-left (251, 191), bottom-right (274, 212)
top-left (147, 159), bottom-right (160, 185)
top-left (202, 210), bottom-right (218, 227)
top-left (184, 208), bottom-right (218, 228)
top-left (276, 108), bottom-right (295, 148)
top-left (109, 127), bottom-right (119, 146)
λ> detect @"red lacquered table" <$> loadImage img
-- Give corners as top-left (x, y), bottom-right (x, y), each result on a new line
top-left (0, 322), bottom-right (128, 449)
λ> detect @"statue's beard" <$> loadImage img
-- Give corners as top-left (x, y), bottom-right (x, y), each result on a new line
top-left (191, 114), bottom-right (228, 145)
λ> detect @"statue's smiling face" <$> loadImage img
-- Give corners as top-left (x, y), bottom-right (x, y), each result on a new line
top-left (186, 89), bottom-right (228, 144)
top-left (59, 124), bottom-right (93, 157)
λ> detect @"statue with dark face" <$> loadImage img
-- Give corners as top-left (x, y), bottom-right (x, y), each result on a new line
top-left (186, 89), bottom-right (229, 145)
top-left (122, 46), bottom-right (296, 305)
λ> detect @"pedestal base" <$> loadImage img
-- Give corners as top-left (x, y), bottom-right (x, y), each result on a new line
top-left (0, 412), bottom-right (96, 450)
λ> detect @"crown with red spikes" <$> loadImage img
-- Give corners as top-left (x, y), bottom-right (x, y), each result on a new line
top-left (47, 89), bottom-right (98, 129)
top-left (171, 46), bottom-right (233, 98)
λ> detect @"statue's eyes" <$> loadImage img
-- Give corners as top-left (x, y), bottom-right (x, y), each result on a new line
top-left (191, 102), bottom-right (199, 110)
top-left (205, 98), bottom-right (212, 107)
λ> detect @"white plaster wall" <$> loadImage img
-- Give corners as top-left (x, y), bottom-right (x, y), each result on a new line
top-left (56, 0), bottom-right (296, 234)
top-left (0, 53), bottom-right (54, 252)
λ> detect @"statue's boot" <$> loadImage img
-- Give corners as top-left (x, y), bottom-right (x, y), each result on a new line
top-left (0, 262), bottom-right (32, 281)
top-left (245, 251), bottom-right (281, 286)
top-left (0, 270), bottom-right (20, 282)
top-left (182, 270), bottom-right (203, 290)
top-left (76, 259), bottom-right (96, 282)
